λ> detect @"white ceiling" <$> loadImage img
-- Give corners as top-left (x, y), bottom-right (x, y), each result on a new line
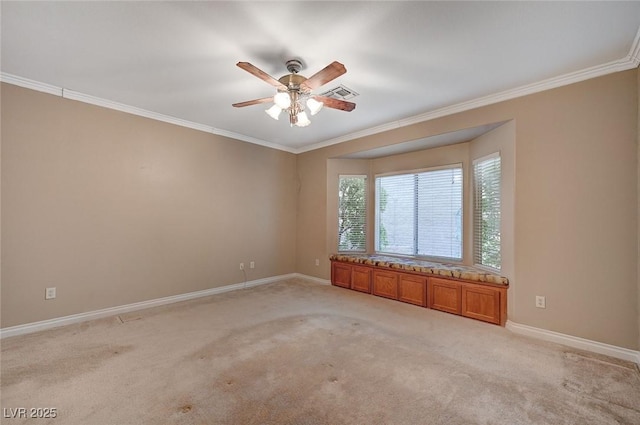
top-left (2, 1), bottom-right (639, 154)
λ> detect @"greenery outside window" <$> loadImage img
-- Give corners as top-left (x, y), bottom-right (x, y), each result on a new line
top-left (338, 175), bottom-right (367, 252)
top-left (473, 153), bottom-right (501, 270)
top-left (375, 165), bottom-right (463, 261)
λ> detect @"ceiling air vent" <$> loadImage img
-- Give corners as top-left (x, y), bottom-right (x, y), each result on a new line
top-left (320, 84), bottom-right (359, 100)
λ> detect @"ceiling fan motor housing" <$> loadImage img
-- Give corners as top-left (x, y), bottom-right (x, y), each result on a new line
top-left (279, 60), bottom-right (308, 93)
top-left (285, 59), bottom-right (303, 74)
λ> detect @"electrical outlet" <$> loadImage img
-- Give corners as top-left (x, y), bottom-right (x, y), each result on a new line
top-left (45, 287), bottom-right (56, 300)
top-left (315, 259), bottom-right (320, 266)
top-left (535, 296), bottom-right (546, 309)
top-left (239, 263), bottom-right (244, 271)
top-left (250, 261), bottom-right (255, 269)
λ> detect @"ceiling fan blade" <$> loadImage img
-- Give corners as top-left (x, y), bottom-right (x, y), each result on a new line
top-left (232, 97), bottom-right (274, 108)
top-left (301, 61), bottom-right (346, 91)
top-left (236, 62), bottom-right (286, 90)
top-left (313, 95), bottom-right (356, 112)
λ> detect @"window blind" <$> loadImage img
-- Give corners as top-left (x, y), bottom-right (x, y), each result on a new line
top-left (473, 153), bottom-right (501, 270)
top-left (375, 165), bottom-right (462, 260)
top-left (338, 175), bottom-right (367, 252)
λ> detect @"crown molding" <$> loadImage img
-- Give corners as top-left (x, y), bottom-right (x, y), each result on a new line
top-left (627, 24), bottom-right (640, 67)
top-left (0, 73), bottom-right (298, 154)
top-left (295, 35), bottom-right (640, 154)
top-left (209, 127), bottom-right (295, 153)
top-left (0, 73), bottom-right (63, 96)
top-left (63, 88), bottom-right (214, 133)
top-left (3, 24), bottom-right (639, 156)
top-left (62, 89), bottom-right (296, 152)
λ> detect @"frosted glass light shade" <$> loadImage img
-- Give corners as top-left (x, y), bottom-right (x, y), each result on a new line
top-left (265, 104), bottom-right (282, 120)
top-left (306, 98), bottom-right (324, 115)
top-left (274, 92), bottom-right (291, 109)
top-left (295, 111), bottom-right (311, 127)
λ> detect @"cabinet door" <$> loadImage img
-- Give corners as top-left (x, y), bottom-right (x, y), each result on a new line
top-left (373, 270), bottom-right (399, 300)
top-left (429, 277), bottom-right (461, 314)
top-left (462, 284), bottom-right (501, 325)
top-left (351, 266), bottom-right (372, 293)
top-left (399, 274), bottom-right (427, 307)
top-left (331, 262), bottom-right (352, 288)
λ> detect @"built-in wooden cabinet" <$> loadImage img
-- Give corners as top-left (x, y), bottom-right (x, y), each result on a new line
top-left (351, 265), bottom-right (372, 293)
top-left (373, 270), bottom-right (399, 300)
top-left (429, 277), bottom-right (462, 315)
top-left (461, 283), bottom-right (503, 325)
top-left (331, 260), bottom-right (508, 326)
top-left (399, 274), bottom-right (427, 307)
top-left (331, 262), bottom-right (352, 288)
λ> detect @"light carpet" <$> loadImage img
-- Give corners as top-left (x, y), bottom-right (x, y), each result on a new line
top-left (1, 278), bottom-right (639, 424)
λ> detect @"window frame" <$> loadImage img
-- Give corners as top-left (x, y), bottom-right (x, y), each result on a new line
top-left (337, 174), bottom-right (368, 253)
top-left (374, 163), bottom-right (464, 262)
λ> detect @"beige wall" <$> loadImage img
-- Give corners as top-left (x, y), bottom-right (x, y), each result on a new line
top-left (297, 70), bottom-right (639, 350)
top-left (2, 69), bottom-right (639, 351)
top-left (1, 84), bottom-right (297, 327)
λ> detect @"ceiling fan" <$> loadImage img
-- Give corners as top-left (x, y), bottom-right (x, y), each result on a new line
top-left (232, 59), bottom-right (356, 127)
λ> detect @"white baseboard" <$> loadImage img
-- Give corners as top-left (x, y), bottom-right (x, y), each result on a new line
top-left (506, 320), bottom-right (640, 365)
top-left (293, 273), bottom-right (331, 285)
top-left (0, 273), bottom-right (320, 339)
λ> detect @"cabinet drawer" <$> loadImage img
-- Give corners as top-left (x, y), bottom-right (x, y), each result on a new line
top-left (399, 274), bottom-right (427, 307)
top-left (462, 284), bottom-right (501, 325)
top-left (351, 266), bottom-right (372, 293)
top-left (331, 262), bottom-right (352, 288)
top-left (372, 270), bottom-right (399, 300)
top-left (429, 277), bottom-right (461, 314)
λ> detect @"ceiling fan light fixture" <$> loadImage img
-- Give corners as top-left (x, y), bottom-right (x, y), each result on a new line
top-left (234, 60), bottom-right (355, 129)
top-left (274, 92), bottom-right (291, 109)
top-left (307, 98), bottom-right (324, 116)
top-left (265, 104), bottom-right (282, 120)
